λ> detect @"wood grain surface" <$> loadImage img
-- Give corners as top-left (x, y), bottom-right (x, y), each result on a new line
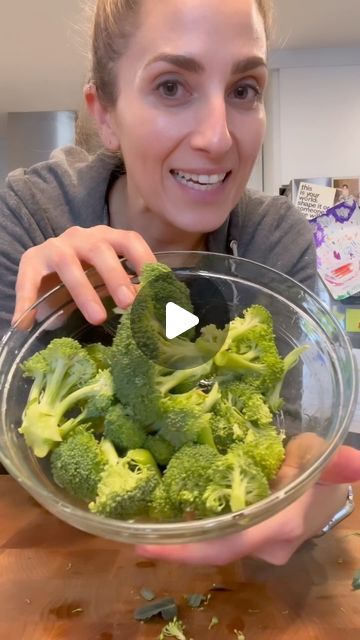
top-left (0, 476), bottom-right (359, 640)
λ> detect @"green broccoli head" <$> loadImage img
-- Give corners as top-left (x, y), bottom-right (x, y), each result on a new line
top-left (22, 338), bottom-right (96, 405)
top-left (204, 445), bottom-right (270, 514)
top-left (155, 386), bottom-right (219, 450)
top-left (220, 380), bottom-right (274, 429)
top-left (139, 262), bottom-right (193, 326)
top-left (210, 398), bottom-right (248, 453)
top-left (242, 427), bottom-right (285, 480)
top-left (104, 403), bottom-right (147, 452)
top-left (19, 338), bottom-right (110, 457)
top-left (144, 433), bottom-right (175, 466)
top-left (89, 446), bottom-right (161, 519)
top-left (112, 311), bottom-right (213, 426)
top-left (84, 343), bottom-right (113, 370)
top-left (158, 617), bottom-right (187, 640)
top-left (162, 444), bottom-right (221, 517)
top-left (214, 305), bottom-right (285, 390)
top-left (194, 324), bottom-right (227, 359)
top-left (50, 426), bottom-right (107, 502)
top-left (111, 311), bottom-right (163, 425)
top-left (149, 481), bottom-right (180, 521)
top-left (266, 345), bottom-right (309, 412)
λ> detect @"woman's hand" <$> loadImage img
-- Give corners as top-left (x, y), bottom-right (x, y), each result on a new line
top-left (12, 225), bottom-right (156, 329)
top-left (137, 442), bottom-right (360, 566)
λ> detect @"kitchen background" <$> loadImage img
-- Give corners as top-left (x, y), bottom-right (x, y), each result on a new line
top-left (0, 0), bottom-right (360, 443)
top-left (1, 0), bottom-right (360, 192)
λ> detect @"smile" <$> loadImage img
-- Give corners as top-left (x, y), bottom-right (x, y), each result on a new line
top-left (171, 170), bottom-right (229, 191)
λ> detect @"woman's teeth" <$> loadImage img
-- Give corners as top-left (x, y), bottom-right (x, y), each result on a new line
top-left (172, 170), bottom-right (227, 190)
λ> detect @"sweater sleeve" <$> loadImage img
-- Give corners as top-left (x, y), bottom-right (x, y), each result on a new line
top-left (0, 146), bottom-right (112, 337)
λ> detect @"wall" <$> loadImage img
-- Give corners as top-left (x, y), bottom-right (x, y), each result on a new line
top-left (264, 48), bottom-right (360, 195)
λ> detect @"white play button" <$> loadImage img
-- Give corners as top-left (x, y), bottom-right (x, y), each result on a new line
top-left (165, 302), bottom-right (199, 340)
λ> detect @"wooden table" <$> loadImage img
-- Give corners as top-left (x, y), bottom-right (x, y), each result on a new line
top-left (0, 476), bottom-right (359, 640)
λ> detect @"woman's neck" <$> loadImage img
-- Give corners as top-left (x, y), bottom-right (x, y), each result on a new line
top-left (108, 175), bottom-right (206, 253)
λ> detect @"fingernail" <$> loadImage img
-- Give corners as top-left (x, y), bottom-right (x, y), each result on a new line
top-left (84, 301), bottom-right (106, 323)
top-left (117, 285), bottom-right (135, 307)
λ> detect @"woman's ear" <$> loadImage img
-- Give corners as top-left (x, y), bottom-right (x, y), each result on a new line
top-left (84, 83), bottom-right (120, 152)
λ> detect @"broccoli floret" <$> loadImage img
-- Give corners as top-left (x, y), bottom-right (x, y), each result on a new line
top-left (266, 345), bottom-right (309, 412)
top-left (158, 617), bottom-right (187, 640)
top-left (242, 427), bottom-right (285, 480)
top-left (195, 323), bottom-right (227, 359)
top-left (145, 433), bottom-right (175, 466)
top-left (161, 444), bottom-right (221, 517)
top-left (19, 338), bottom-right (114, 457)
top-left (220, 380), bottom-right (274, 429)
top-left (139, 262), bottom-right (193, 326)
top-left (128, 262), bottom-right (199, 369)
top-left (85, 343), bottom-right (113, 370)
top-left (104, 403), bottom-right (146, 451)
top-left (89, 445), bottom-right (161, 519)
top-left (204, 445), bottom-right (270, 513)
top-left (214, 305), bottom-right (284, 390)
top-left (149, 481), bottom-right (179, 521)
top-left (112, 311), bottom-right (212, 426)
top-left (210, 398), bottom-right (248, 453)
top-left (50, 426), bottom-right (107, 501)
top-left (155, 385), bottom-right (220, 450)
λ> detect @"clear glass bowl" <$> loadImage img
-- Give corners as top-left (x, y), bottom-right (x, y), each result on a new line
top-left (0, 252), bottom-right (357, 544)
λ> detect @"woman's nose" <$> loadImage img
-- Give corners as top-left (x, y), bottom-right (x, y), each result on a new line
top-left (190, 97), bottom-right (232, 156)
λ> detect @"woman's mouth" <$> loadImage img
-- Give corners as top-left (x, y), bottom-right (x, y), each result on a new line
top-left (170, 170), bottom-right (230, 191)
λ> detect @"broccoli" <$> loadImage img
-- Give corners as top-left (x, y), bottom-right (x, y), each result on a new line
top-left (204, 445), bottom-right (270, 513)
top-left (214, 305), bottom-right (284, 390)
top-left (50, 426), bottom-right (108, 501)
top-left (144, 433), bottom-right (175, 466)
top-left (89, 444), bottom-right (161, 519)
top-left (265, 345), bottom-right (309, 412)
top-left (158, 617), bottom-right (187, 640)
top-left (195, 323), bottom-right (227, 359)
top-left (161, 444), bottom-right (221, 517)
top-left (149, 482), bottom-right (179, 521)
top-left (220, 380), bottom-right (274, 429)
top-left (210, 398), bottom-right (248, 453)
top-left (112, 310), bottom-right (212, 426)
top-left (103, 403), bottom-right (147, 451)
top-left (84, 343), bottom-right (113, 370)
top-left (139, 262), bottom-right (193, 326)
top-left (128, 262), bottom-right (200, 369)
top-left (19, 338), bottom-right (114, 457)
top-left (155, 384), bottom-right (220, 450)
top-left (242, 427), bottom-right (285, 480)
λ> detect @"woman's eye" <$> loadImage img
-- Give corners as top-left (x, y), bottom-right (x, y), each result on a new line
top-left (231, 84), bottom-right (261, 103)
top-left (157, 80), bottom-right (182, 98)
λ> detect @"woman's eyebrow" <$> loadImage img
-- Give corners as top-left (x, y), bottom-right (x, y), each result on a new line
top-left (144, 53), bottom-right (267, 75)
top-left (144, 53), bottom-right (204, 73)
top-left (231, 56), bottom-right (267, 74)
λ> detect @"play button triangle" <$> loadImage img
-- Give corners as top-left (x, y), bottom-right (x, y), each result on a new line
top-left (165, 302), bottom-right (199, 340)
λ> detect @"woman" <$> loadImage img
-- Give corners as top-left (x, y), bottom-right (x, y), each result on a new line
top-left (0, 0), bottom-right (359, 565)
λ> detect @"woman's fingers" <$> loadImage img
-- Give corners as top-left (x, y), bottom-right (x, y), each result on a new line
top-left (319, 445), bottom-right (360, 483)
top-left (12, 226), bottom-right (157, 326)
top-left (136, 483), bottom-right (348, 566)
top-left (137, 438), bottom-right (358, 567)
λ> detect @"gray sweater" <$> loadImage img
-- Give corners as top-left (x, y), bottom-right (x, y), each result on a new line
top-left (0, 145), bottom-right (316, 337)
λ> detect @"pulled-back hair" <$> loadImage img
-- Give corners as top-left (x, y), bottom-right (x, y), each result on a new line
top-left (89, 0), bottom-right (273, 107)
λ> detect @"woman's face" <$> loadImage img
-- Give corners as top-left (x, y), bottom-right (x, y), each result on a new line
top-left (109, 0), bottom-right (268, 233)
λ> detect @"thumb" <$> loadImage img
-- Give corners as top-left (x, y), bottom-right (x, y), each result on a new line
top-left (319, 445), bottom-right (360, 483)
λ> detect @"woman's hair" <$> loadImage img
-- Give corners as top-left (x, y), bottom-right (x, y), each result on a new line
top-left (89, 0), bottom-right (273, 107)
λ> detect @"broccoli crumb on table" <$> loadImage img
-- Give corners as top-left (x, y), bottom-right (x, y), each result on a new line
top-left (0, 477), bottom-right (359, 640)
